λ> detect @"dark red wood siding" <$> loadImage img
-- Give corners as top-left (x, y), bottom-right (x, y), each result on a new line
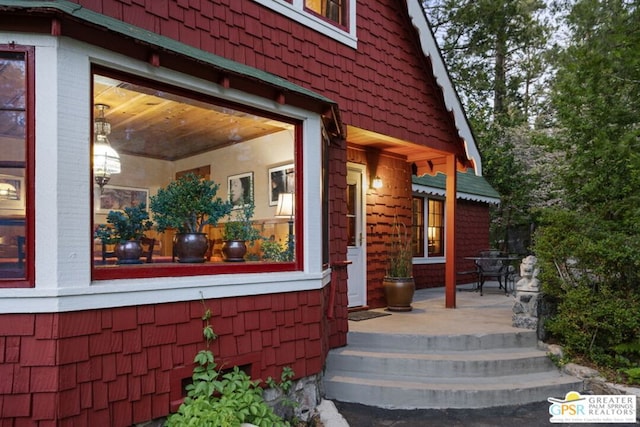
top-left (68, 0), bottom-right (460, 150)
top-left (413, 200), bottom-right (491, 289)
top-left (0, 288), bottom-right (335, 425)
top-left (347, 146), bottom-right (414, 309)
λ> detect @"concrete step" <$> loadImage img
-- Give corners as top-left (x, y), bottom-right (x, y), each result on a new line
top-left (323, 370), bottom-right (584, 409)
top-left (347, 330), bottom-right (538, 352)
top-left (326, 347), bottom-right (558, 377)
top-left (323, 330), bottom-right (584, 409)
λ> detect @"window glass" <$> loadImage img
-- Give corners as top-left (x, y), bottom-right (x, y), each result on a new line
top-left (411, 197), bottom-right (424, 257)
top-left (346, 181), bottom-right (356, 246)
top-left (0, 49), bottom-right (29, 285)
top-left (412, 196), bottom-right (445, 258)
top-left (428, 199), bottom-right (445, 257)
top-left (305, 0), bottom-right (345, 25)
top-left (92, 69), bottom-right (299, 278)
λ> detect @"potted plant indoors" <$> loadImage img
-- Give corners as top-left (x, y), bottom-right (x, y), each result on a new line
top-left (95, 203), bottom-right (154, 264)
top-left (150, 173), bottom-right (232, 263)
top-left (382, 217), bottom-right (415, 311)
top-left (221, 199), bottom-right (260, 262)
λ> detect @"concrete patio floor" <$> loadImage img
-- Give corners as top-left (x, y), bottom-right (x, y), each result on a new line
top-left (348, 282), bottom-right (519, 336)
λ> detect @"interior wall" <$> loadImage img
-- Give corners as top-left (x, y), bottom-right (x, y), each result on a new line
top-left (95, 129), bottom-right (293, 222)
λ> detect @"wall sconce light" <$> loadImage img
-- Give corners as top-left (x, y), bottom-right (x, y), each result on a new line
top-left (372, 176), bottom-right (383, 189)
top-left (93, 104), bottom-right (121, 193)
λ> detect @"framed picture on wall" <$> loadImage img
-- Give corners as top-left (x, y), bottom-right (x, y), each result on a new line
top-left (228, 171), bottom-right (254, 210)
top-left (95, 185), bottom-right (149, 214)
top-left (268, 163), bottom-right (294, 206)
top-left (0, 174), bottom-right (25, 211)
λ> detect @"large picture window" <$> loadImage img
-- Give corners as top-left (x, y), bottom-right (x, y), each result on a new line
top-left (0, 46), bottom-right (33, 288)
top-left (92, 68), bottom-right (301, 280)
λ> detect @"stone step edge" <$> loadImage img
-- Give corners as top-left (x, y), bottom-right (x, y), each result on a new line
top-left (346, 331), bottom-right (538, 351)
top-left (329, 347), bottom-right (551, 362)
top-left (324, 370), bottom-right (583, 391)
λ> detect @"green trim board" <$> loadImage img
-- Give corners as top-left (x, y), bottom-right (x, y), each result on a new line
top-left (412, 170), bottom-right (500, 204)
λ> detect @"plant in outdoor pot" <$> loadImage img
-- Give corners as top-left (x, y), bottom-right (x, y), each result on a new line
top-left (149, 173), bottom-right (232, 263)
top-left (221, 199), bottom-right (260, 262)
top-left (95, 203), bottom-right (154, 264)
top-left (383, 217), bottom-right (415, 311)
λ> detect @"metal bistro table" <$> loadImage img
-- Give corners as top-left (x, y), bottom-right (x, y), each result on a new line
top-left (463, 255), bottom-right (520, 296)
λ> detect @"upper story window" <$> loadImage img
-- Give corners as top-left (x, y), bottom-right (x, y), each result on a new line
top-left (305, 0), bottom-right (345, 26)
top-left (252, 0), bottom-right (356, 48)
top-left (0, 46), bottom-right (34, 288)
top-left (92, 67), bottom-right (301, 280)
top-left (412, 196), bottom-right (445, 259)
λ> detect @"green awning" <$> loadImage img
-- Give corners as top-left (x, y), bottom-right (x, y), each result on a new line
top-left (412, 170), bottom-right (500, 204)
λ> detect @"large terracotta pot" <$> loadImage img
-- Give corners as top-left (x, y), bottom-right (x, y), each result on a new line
top-left (383, 276), bottom-right (415, 312)
top-left (222, 240), bottom-right (247, 262)
top-left (115, 240), bottom-right (143, 264)
top-left (174, 233), bottom-right (209, 263)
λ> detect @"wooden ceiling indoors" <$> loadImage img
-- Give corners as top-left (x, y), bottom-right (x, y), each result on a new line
top-left (93, 77), bottom-right (290, 161)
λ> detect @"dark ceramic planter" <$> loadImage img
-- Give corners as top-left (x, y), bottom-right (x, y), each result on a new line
top-left (222, 240), bottom-right (247, 262)
top-left (174, 233), bottom-right (209, 263)
top-left (115, 240), bottom-right (143, 264)
top-left (383, 276), bottom-right (415, 312)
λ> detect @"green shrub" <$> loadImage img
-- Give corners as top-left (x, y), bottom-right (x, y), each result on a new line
top-left (533, 208), bottom-right (640, 377)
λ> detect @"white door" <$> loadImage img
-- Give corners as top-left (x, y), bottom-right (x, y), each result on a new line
top-left (347, 164), bottom-right (366, 307)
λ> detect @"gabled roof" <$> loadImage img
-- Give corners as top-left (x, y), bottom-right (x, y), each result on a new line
top-left (413, 170), bottom-right (500, 204)
top-left (406, 1), bottom-right (483, 176)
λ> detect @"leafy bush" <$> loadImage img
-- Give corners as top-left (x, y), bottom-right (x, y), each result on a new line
top-left (261, 238), bottom-right (293, 262)
top-left (223, 200), bottom-right (261, 243)
top-left (533, 208), bottom-right (640, 379)
top-left (150, 173), bottom-right (232, 234)
top-left (95, 203), bottom-right (153, 243)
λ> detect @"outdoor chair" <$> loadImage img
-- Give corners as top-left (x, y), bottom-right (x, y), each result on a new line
top-left (475, 250), bottom-right (514, 296)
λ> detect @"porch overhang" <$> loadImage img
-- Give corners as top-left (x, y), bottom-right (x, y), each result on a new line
top-left (346, 125), bottom-right (475, 174)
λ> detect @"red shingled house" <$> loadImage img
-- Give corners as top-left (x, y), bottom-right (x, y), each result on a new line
top-left (0, 0), bottom-right (498, 424)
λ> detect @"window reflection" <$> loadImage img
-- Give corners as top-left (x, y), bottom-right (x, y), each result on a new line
top-left (0, 50), bottom-right (28, 282)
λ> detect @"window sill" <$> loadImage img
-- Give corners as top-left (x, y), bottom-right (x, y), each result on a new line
top-left (412, 257), bottom-right (446, 265)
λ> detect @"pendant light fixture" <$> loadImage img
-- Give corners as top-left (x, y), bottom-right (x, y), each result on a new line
top-left (93, 103), bottom-right (121, 193)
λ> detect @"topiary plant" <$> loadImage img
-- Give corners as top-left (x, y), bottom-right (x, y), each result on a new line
top-left (95, 203), bottom-right (153, 243)
top-left (150, 173), bottom-right (232, 234)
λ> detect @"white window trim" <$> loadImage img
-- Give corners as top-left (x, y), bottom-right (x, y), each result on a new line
top-left (252, 0), bottom-right (357, 49)
top-left (0, 32), bottom-right (330, 313)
